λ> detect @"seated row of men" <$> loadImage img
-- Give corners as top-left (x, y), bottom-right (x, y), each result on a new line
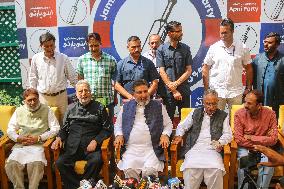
top-left (4, 79), bottom-right (278, 189)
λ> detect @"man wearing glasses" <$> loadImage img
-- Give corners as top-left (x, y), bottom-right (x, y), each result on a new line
top-left (172, 89), bottom-right (232, 189)
top-left (156, 21), bottom-right (192, 121)
top-left (252, 32), bottom-right (284, 116)
top-left (202, 18), bottom-right (253, 111)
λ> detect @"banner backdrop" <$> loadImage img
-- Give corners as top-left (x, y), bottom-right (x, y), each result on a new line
top-left (16, 0), bottom-right (284, 108)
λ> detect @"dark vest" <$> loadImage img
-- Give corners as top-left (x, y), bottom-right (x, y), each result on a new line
top-left (181, 108), bottom-right (227, 158)
top-left (121, 99), bottom-right (165, 161)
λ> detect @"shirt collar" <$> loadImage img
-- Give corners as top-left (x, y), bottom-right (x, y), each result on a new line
top-left (43, 52), bottom-right (56, 61)
top-left (126, 55), bottom-right (142, 64)
top-left (219, 40), bottom-right (236, 49)
top-left (165, 41), bottom-right (181, 49)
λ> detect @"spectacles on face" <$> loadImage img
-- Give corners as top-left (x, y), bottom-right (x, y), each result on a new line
top-left (77, 89), bottom-right (91, 95)
top-left (150, 41), bottom-right (160, 45)
top-left (204, 102), bottom-right (218, 107)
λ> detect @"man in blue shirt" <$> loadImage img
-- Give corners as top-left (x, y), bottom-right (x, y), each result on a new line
top-left (252, 32), bottom-right (284, 115)
top-left (156, 21), bottom-right (192, 120)
top-left (115, 36), bottom-right (159, 99)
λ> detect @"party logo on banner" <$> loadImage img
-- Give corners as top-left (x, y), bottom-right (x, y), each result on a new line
top-left (228, 0), bottom-right (261, 22)
top-left (25, 0), bottom-right (57, 27)
top-left (58, 26), bottom-right (88, 57)
top-left (263, 0), bottom-right (284, 22)
top-left (58, 0), bottom-right (88, 25)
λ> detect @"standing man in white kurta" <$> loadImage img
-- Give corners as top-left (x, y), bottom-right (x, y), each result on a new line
top-left (5, 88), bottom-right (60, 189)
top-left (114, 79), bottom-right (172, 180)
top-left (202, 18), bottom-right (253, 110)
top-left (172, 89), bottom-right (232, 189)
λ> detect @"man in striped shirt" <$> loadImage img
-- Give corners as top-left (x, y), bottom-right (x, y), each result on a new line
top-left (77, 32), bottom-right (117, 119)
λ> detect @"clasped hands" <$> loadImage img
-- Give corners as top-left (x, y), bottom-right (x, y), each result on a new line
top-left (17, 135), bottom-right (39, 145)
top-left (166, 81), bottom-right (182, 101)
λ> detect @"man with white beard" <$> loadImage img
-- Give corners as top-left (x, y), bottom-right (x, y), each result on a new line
top-left (114, 79), bottom-right (173, 180)
top-left (5, 88), bottom-right (60, 189)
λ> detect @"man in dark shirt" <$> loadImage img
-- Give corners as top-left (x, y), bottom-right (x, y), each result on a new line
top-left (51, 80), bottom-right (112, 189)
top-left (252, 32), bottom-right (284, 116)
top-left (156, 21), bottom-right (192, 120)
top-left (115, 36), bottom-right (159, 99)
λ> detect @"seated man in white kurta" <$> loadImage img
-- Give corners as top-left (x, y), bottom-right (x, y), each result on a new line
top-left (114, 79), bottom-right (172, 180)
top-left (5, 88), bottom-right (60, 189)
top-left (172, 89), bottom-right (232, 189)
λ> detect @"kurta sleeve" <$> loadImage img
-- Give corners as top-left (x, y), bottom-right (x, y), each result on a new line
top-left (94, 106), bottom-right (113, 145)
top-left (161, 105), bottom-right (173, 137)
top-left (39, 109), bottom-right (60, 141)
top-left (218, 115), bottom-right (233, 145)
top-left (175, 111), bottom-right (194, 136)
top-left (114, 106), bottom-right (123, 136)
top-left (7, 111), bottom-right (20, 142)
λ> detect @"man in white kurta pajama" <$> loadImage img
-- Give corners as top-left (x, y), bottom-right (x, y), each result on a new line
top-left (114, 79), bottom-right (172, 180)
top-left (173, 89), bottom-right (232, 189)
top-left (5, 88), bottom-right (60, 189)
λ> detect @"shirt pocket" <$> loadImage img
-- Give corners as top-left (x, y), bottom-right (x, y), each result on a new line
top-left (122, 69), bottom-right (134, 81)
top-left (164, 55), bottom-right (173, 68)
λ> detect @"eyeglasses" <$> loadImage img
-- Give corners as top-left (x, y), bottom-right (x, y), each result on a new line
top-left (204, 102), bottom-right (218, 107)
top-left (150, 41), bottom-right (160, 45)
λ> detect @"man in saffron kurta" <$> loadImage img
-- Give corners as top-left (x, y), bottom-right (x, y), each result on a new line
top-left (114, 79), bottom-right (172, 180)
top-left (234, 90), bottom-right (278, 189)
top-left (172, 89), bottom-right (232, 189)
top-left (5, 88), bottom-right (60, 189)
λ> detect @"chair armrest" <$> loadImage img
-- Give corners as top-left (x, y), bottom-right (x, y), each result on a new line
top-left (101, 137), bottom-right (110, 162)
top-left (224, 144), bottom-right (231, 155)
top-left (101, 137), bottom-right (110, 151)
top-left (43, 138), bottom-right (55, 162)
top-left (170, 142), bottom-right (181, 178)
top-left (163, 147), bottom-right (169, 178)
top-left (278, 129), bottom-right (284, 148)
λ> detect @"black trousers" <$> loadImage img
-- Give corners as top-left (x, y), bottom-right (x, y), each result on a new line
top-left (56, 147), bottom-right (103, 189)
top-left (162, 93), bottom-right (191, 121)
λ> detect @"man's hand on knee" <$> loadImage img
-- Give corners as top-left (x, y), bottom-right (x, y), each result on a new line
top-left (159, 134), bottom-right (170, 148)
top-left (87, 140), bottom-right (97, 152)
top-left (114, 135), bottom-right (124, 149)
top-left (51, 137), bottom-right (63, 150)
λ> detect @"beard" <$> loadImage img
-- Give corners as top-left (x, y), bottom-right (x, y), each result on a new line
top-left (24, 103), bottom-right (41, 112)
top-left (136, 97), bottom-right (150, 106)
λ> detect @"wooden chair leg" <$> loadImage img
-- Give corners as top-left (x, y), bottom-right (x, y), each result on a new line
top-left (53, 149), bottom-right (62, 189)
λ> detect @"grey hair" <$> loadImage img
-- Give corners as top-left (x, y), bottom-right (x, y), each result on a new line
top-left (76, 80), bottom-right (91, 91)
top-left (203, 89), bottom-right (218, 98)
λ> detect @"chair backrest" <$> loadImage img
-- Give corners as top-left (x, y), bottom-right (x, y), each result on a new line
top-left (0, 105), bottom-right (16, 134)
top-left (180, 108), bottom-right (194, 122)
top-left (50, 107), bottom-right (60, 122)
top-left (278, 105), bottom-right (284, 130)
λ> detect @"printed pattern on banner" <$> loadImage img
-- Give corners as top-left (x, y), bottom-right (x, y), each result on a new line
top-left (15, 0), bottom-right (284, 107)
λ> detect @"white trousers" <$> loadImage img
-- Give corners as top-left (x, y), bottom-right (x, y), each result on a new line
top-left (5, 160), bottom-right (45, 189)
top-left (217, 94), bottom-right (243, 111)
top-left (183, 168), bottom-right (223, 189)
